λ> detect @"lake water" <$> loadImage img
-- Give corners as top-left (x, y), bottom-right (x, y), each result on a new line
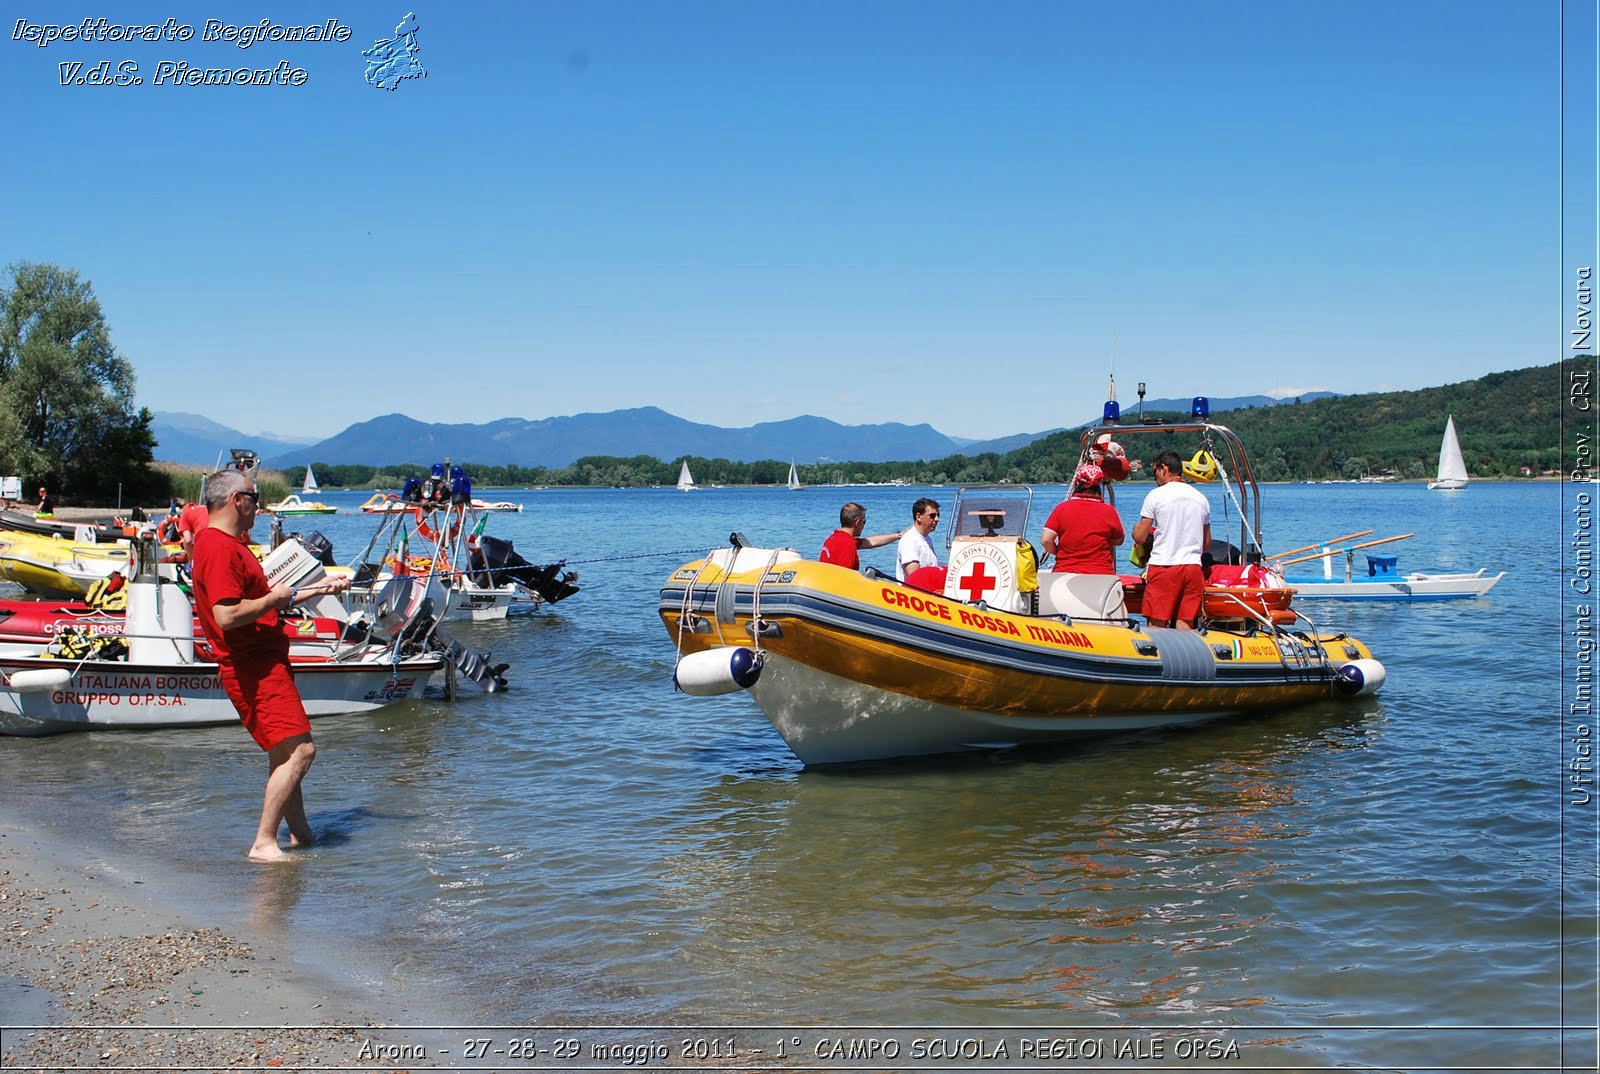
top-left (0, 481), bottom-right (1585, 1070)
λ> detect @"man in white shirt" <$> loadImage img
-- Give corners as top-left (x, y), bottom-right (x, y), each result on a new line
top-left (1131, 451), bottom-right (1212, 630)
top-left (895, 497), bottom-right (941, 582)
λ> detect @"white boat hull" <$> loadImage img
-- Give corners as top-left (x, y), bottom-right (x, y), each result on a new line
top-left (1284, 569), bottom-right (1503, 601)
top-left (344, 575), bottom-right (523, 623)
top-left (0, 654), bottom-right (444, 736)
top-left (751, 654), bottom-right (1233, 766)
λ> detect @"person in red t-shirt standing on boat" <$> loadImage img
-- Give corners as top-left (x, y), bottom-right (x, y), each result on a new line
top-left (818, 502), bottom-right (903, 570)
top-left (190, 468), bottom-right (350, 862)
top-left (1040, 463), bottom-right (1125, 575)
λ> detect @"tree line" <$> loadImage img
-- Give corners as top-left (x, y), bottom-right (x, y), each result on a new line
top-left (305, 358), bottom-right (1578, 488)
top-left (0, 259), bottom-right (1579, 503)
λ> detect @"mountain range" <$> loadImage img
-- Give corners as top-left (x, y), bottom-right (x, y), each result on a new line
top-left (148, 393), bottom-right (1340, 470)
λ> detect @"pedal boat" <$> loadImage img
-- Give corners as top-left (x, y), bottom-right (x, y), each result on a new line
top-left (265, 493), bottom-right (338, 515)
top-left (662, 520), bottom-right (1382, 763)
top-left (361, 492), bottom-right (522, 514)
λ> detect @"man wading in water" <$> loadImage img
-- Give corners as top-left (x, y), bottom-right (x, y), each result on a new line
top-left (190, 468), bottom-right (350, 861)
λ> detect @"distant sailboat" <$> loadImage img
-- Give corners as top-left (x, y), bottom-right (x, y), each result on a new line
top-left (302, 465), bottom-right (319, 494)
top-left (787, 462), bottom-right (803, 491)
top-left (677, 460), bottom-right (697, 492)
top-left (1428, 416), bottom-right (1469, 491)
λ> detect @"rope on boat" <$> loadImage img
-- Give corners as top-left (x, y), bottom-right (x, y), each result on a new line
top-left (674, 546), bottom-right (722, 662)
top-left (561, 546), bottom-right (730, 565)
top-left (748, 548), bottom-right (784, 655)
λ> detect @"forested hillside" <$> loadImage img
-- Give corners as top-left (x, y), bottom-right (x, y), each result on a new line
top-left (299, 358), bottom-right (1581, 488)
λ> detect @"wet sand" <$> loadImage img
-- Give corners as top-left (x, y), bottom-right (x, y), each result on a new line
top-left (0, 815), bottom-right (408, 1071)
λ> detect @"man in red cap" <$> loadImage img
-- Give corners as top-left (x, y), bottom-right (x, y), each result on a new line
top-left (1040, 463), bottom-right (1124, 575)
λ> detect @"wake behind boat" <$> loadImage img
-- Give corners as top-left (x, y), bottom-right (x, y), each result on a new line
top-left (661, 415), bottom-right (1386, 765)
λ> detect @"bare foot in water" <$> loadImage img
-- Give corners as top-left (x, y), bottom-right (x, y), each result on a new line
top-left (249, 841), bottom-right (288, 862)
top-left (286, 831), bottom-right (316, 849)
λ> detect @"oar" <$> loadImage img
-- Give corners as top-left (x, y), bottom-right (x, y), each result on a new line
top-left (1266, 530), bottom-right (1374, 561)
top-left (1276, 533), bottom-right (1415, 568)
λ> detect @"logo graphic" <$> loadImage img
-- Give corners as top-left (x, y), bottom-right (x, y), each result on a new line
top-left (363, 12), bottom-right (425, 91)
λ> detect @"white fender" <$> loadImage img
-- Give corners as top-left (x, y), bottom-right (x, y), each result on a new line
top-left (675, 647), bottom-right (764, 696)
top-left (8, 668), bottom-right (72, 694)
top-left (1334, 658), bottom-right (1386, 697)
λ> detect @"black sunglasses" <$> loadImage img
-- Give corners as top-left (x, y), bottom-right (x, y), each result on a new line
top-left (236, 490), bottom-right (260, 503)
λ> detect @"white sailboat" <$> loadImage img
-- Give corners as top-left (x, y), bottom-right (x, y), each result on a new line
top-left (1428, 416), bottom-right (1469, 491)
top-left (302, 465), bottom-right (320, 494)
top-left (677, 460), bottom-right (697, 492)
top-left (787, 462), bottom-right (803, 491)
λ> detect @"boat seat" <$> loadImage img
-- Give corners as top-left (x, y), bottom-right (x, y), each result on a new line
top-left (1037, 573), bottom-right (1127, 619)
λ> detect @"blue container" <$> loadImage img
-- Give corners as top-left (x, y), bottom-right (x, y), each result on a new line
top-left (1366, 554), bottom-right (1399, 578)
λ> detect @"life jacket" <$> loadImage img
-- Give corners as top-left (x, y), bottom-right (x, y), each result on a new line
top-left (85, 574), bottom-right (128, 612)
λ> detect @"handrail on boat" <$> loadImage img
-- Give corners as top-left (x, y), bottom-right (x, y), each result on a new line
top-left (1081, 420), bottom-right (1261, 554)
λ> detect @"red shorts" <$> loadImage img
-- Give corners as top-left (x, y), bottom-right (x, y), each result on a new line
top-left (221, 661), bottom-right (310, 751)
top-left (1142, 563), bottom-right (1205, 623)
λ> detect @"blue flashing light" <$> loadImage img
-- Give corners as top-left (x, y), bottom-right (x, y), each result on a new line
top-left (1191, 396), bottom-right (1209, 418)
top-left (1102, 400), bottom-right (1121, 424)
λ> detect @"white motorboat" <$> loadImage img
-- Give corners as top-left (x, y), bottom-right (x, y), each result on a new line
top-left (344, 487), bottom-right (577, 624)
top-left (0, 537), bottom-right (444, 736)
top-left (1428, 415), bottom-right (1469, 490)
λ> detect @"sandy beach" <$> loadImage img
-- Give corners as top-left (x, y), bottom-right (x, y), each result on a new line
top-left (0, 814), bottom-right (408, 1072)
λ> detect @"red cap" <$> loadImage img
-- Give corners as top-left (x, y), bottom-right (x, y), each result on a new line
top-left (1072, 463), bottom-right (1105, 491)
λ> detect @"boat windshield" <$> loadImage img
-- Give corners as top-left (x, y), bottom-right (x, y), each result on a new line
top-left (949, 488), bottom-right (1032, 540)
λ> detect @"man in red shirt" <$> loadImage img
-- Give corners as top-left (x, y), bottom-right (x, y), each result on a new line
top-left (818, 502), bottom-right (902, 570)
top-left (190, 468), bottom-right (350, 862)
top-left (1040, 463), bottom-right (1125, 575)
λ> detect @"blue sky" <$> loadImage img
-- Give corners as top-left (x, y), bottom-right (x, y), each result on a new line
top-left (0, 1), bottom-right (1567, 442)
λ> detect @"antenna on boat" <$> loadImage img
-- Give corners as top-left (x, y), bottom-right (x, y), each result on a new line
top-left (1102, 333), bottom-right (1120, 424)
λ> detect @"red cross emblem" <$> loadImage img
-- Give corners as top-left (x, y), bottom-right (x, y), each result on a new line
top-left (958, 560), bottom-right (998, 602)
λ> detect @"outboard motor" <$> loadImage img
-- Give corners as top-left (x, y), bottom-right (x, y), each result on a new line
top-left (300, 530), bottom-right (337, 568)
top-left (431, 622), bottom-right (510, 692)
top-left (470, 535), bottom-right (580, 603)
